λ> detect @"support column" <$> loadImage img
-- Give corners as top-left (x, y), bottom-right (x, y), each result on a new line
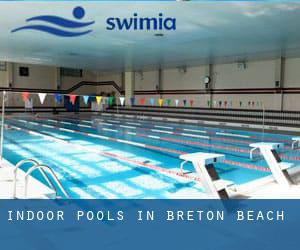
top-left (274, 57), bottom-right (285, 111)
top-left (121, 72), bottom-right (125, 91)
top-left (7, 62), bottom-right (14, 88)
top-left (204, 64), bottom-right (213, 108)
top-left (54, 67), bottom-right (61, 90)
top-left (158, 68), bottom-right (162, 97)
top-left (124, 71), bottom-right (135, 106)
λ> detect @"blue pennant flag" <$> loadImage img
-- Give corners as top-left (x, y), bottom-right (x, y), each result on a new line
top-left (54, 93), bottom-right (62, 104)
top-left (150, 98), bottom-right (155, 106)
top-left (130, 97), bottom-right (135, 106)
top-left (83, 95), bottom-right (89, 105)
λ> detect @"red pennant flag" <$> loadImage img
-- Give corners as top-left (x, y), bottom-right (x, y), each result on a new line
top-left (190, 100), bottom-right (194, 107)
top-left (139, 98), bottom-right (146, 105)
top-left (22, 92), bottom-right (29, 102)
top-left (70, 95), bottom-right (77, 105)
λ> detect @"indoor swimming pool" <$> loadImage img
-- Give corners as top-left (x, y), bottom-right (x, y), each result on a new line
top-left (2, 113), bottom-right (300, 198)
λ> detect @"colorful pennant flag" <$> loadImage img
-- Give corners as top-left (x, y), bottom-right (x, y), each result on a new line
top-left (21, 92), bottom-right (29, 102)
top-left (224, 101), bottom-right (227, 107)
top-left (183, 100), bottom-right (187, 106)
top-left (96, 96), bottom-right (102, 105)
top-left (38, 93), bottom-right (47, 104)
top-left (54, 94), bottom-right (62, 104)
top-left (158, 98), bottom-right (164, 107)
top-left (24, 98), bottom-right (33, 109)
top-left (150, 98), bottom-right (155, 106)
top-left (240, 101), bottom-right (242, 107)
top-left (139, 98), bottom-right (146, 105)
top-left (108, 96), bottom-right (114, 106)
top-left (207, 100), bottom-right (210, 107)
top-left (190, 100), bottom-right (194, 107)
top-left (167, 99), bottom-right (171, 106)
top-left (83, 95), bottom-right (89, 105)
top-left (130, 97), bottom-right (135, 106)
top-left (175, 99), bottom-right (179, 107)
top-left (119, 96), bottom-right (125, 106)
top-left (69, 95), bottom-right (77, 105)
top-left (219, 101), bottom-right (222, 107)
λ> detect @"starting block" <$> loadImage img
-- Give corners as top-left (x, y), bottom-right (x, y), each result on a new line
top-left (249, 142), bottom-right (294, 187)
top-left (250, 146), bottom-right (261, 160)
top-left (292, 137), bottom-right (300, 150)
top-left (179, 152), bottom-right (234, 199)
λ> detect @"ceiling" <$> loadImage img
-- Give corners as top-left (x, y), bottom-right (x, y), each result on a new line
top-left (1, 2), bottom-right (300, 71)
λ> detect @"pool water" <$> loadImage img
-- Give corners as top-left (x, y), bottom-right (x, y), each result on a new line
top-left (2, 113), bottom-right (300, 198)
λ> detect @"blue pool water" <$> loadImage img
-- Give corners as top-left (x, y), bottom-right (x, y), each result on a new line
top-left (3, 113), bottom-right (300, 198)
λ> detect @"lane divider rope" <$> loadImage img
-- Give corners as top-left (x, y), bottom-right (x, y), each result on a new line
top-left (63, 113), bottom-right (292, 143)
top-left (15, 116), bottom-right (297, 162)
top-left (44, 113), bottom-right (292, 144)
top-left (6, 123), bottom-right (204, 183)
top-left (17, 115), bottom-right (257, 146)
top-left (8, 117), bottom-right (271, 172)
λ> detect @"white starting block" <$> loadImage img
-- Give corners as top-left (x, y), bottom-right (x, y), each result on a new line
top-left (250, 146), bottom-right (261, 160)
top-left (292, 137), bottom-right (300, 150)
top-left (249, 142), bottom-right (294, 187)
top-left (179, 152), bottom-right (234, 199)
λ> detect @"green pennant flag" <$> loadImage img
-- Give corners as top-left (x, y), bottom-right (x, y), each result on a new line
top-left (167, 99), bottom-right (171, 106)
top-left (108, 96), bottom-right (114, 106)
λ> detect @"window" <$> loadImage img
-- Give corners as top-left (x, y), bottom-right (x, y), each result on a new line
top-left (19, 67), bottom-right (29, 76)
top-left (60, 67), bottom-right (83, 77)
top-left (0, 62), bottom-right (6, 71)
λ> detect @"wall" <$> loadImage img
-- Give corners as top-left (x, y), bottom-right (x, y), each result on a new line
top-left (213, 60), bottom-right (276, 89)
top-left (284, 58), bottom-right (300, 88)
top-left (162, 66), bottom-right (207, 90)
top-left (0, 70), bottom-right (9, 88)
top-left (61, 70), bottom-right (98, 95)
top-left (1, 57), bottom-right (300, 111)
top-left (129, 59), bottom-right (300, 111)
top-left (13, 63), bottom-right (57, 90)
top-left (135, 70), bottom-right (158, 91)
top-left (1, 63), bottom-right (101, 107)
top-left (0, 64), bottom-right (125, 108)
top-left (98, 72), bottom-right (123, 88)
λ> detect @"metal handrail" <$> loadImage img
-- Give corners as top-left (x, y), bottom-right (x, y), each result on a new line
top-left (12, 159), bottom-right (51, 198)
top-left (24, 164), bottom-right (70, 199)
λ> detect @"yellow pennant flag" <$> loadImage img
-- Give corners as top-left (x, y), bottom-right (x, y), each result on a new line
top-left (158, 98), bottom-right (164, 107)
top-left (96, 96), bottom-right (102, 105)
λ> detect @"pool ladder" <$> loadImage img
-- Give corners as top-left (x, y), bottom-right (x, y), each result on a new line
top-left (12, 159), bottom-right (70, 199)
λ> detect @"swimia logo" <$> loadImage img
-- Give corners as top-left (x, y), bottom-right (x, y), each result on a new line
top-left (11, 7), bottom-right (176, 37)
top-left (106, 13), bottom-right (176, 31)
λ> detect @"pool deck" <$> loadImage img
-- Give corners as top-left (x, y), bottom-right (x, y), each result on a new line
top-left (233, 166), bottom-right (300, 198)
top-left (0, 159), bottom-right (55, 199)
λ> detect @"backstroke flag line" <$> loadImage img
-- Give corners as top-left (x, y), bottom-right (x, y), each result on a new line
top-left (38, 93), bottom-right (47, 104)
top-left (119, 96), bottom-right (125, 106)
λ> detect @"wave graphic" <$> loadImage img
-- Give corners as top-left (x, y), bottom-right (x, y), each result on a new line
top-left (11, 25), bottom-right (92, 37)
top-left (11, 10), bottom-right (94, 37)
top-left (26, 15), bottom-right (94, 28)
